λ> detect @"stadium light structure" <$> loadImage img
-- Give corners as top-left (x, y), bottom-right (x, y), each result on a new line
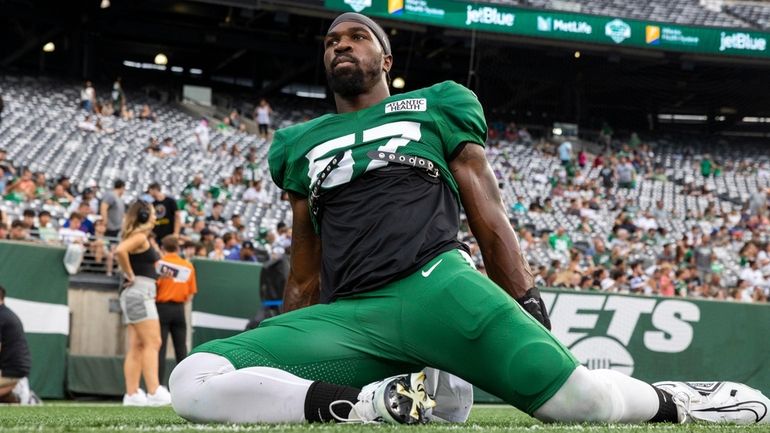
top-left (574, 51), bottom-right (581, 59)
top-left (42, 42), bottom-right (55, 53)
top-left (392, 77), bottom-right (406, 89)
top-left (100, 0), bottom-right (110, 9)
top-left (154, 53), bottom-right (168, 66)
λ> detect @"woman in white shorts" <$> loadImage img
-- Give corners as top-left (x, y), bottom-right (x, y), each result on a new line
top-left (114, 200), bottom-right (171, 406)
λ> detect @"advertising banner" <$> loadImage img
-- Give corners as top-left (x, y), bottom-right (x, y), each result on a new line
top-left (325, 0), bottom-right (770, 59)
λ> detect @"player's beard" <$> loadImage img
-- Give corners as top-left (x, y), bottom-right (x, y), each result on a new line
top-left (326, 56), bottom-right (381, 98)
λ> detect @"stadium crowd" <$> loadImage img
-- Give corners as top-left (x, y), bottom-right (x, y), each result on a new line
top-left (0, 79), bottom-right (768, 305)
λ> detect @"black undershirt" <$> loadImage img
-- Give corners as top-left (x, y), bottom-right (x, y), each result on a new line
top-left (318, 165), bottom-right (466, 303)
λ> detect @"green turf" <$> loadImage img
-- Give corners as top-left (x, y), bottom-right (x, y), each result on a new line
top-left (0, 404), bottom-right (768, 433)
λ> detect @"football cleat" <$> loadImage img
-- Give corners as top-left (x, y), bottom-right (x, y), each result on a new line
top-left (654, 381), bottom-right (770, 424)
top-left (330, 372), bottom-right (437, 424)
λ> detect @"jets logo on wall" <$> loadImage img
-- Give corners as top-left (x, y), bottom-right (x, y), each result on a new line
top-left (344, 0), bottom-right (371, 12)
top-left (543, 293), bottom-right (701, 376)
top-left (605, 19), bottom-right (631, 44)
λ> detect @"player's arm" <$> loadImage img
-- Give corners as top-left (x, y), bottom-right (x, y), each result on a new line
top-left (282, 193), bottom-right (321, 313)
top-left (450, 143), bottom-right (551, 329)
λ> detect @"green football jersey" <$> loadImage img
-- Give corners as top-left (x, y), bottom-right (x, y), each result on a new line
top-left (269, 81), bottom-right (487, 201)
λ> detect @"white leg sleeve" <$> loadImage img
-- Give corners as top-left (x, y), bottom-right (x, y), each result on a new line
top-left (423, 368), bottom-right (473, 423)
top-left (169, 352), bottom-right (313, 423)
top-left (534, 366), bottom-right (658, 423)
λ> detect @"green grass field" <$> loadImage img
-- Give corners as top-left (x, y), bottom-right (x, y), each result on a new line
top-left (1, 404), bottom-right (769, 433)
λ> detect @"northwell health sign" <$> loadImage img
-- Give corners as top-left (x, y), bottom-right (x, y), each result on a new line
top-left (326, 0), bottom-right (770, 59)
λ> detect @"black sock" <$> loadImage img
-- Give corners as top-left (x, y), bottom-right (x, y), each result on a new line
top-left (649, 386), bottom-right (680, 423)
top-left (304, 381), bottom-right (361, 423)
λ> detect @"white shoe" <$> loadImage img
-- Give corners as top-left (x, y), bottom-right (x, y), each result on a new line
top-left (123, 389), bottom-right (147, 406)
top-left (654, 381), bottom-right (770, 424)
top-left (146, 385), bottom-right (172, 406)
top-left (11, 378), bottom-right (30, 405)
top-left (330, 372), bottom-right (437, 424)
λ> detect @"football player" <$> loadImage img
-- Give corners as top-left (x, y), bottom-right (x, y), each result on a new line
top-left (170, 12), bottom-right (769, 425)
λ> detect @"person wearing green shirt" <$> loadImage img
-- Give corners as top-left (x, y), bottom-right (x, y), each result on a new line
top-left (548, 227), bottom-right (572, 253)
top-left (701, 157), bottom-right (712, 177)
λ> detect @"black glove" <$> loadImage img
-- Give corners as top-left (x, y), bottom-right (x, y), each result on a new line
top-left (516, 287), bottom-right (551, 330)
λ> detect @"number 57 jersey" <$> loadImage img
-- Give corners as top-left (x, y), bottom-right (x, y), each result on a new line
top-left (268, 80), bottom-right (488, 302)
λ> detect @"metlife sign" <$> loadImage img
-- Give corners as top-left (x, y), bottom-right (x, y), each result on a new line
top-left (537, 16), bottom-right (592, 35)
top-left (325, 0), bottom-right (770, 59)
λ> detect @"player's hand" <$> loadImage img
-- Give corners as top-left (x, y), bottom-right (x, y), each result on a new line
top-left (516, 287), bottom-right (551, 330)
top-left (123, 273), bottom-right (135, 288)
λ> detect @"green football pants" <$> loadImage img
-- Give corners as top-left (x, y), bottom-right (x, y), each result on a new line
top-left (192, 249), bottom-right (578, 414)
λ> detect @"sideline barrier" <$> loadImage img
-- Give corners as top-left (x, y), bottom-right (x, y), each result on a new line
top-left (190, 258), bottom-right (262, 346)
top-left (0, 241), bottom-right (69, 399)
top-left (3, 244), bottom-right (767, 402)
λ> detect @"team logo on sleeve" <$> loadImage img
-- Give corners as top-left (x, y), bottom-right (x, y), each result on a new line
top-left (385, 98), bottom-right (427, 113)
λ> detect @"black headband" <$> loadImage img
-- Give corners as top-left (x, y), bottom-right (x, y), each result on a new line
top-left (328, 12), bottom-right (391, 55)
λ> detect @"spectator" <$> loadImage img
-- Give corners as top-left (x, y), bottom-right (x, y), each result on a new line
top-left (694, 235), bottom-right (715, 277)
top-left (139, 104), bottom-right (157, 122)
top-left (184, 174), bottom-right (207, 202)
top-left (101, 179), bottom-right (127, 238)
top-left (5, 168), bottom-right (35, 202)
top-left (0, 167), bottom-right (6, 196)
top-left (80, 81), bottom-right (96, 113)
top-left (114, 200), bottom-right (171, 406)
top-left (548, 227), bottom-right (572, 254)
top-left (228, 110), bottom-right (242, 131)
top-left (629, 262), bottom-right (648, 294)
top-left (145, 137), bottom-right (162, 156)
top-left (57, 176), bottom-right (75, 197)
top-left (652, 200), bottom-right (669, 221)
top-left (59, 213), bottom-right (89, 244)
top-left (8, 220), bottom-right (29, 241)
top-left (205, 202), bottom-right (226, 232)
top-left (148, 182), bottom-right (181, 241)
top-left (70, 188), bottom-right (99, 217)
top-left (194, 119), bottom-right (210, 152)
top-left (32, 172), bottom-right (47, 201)
top-left (66, 203), bottom-right (95, 235)
top-left (599, 161), bottom-right (614, 193)
top-left (238, 240), bottom-right (258, 263)
top-left (155, 235), bottom-right (197, 386)
top-left (700, 155), bottom-right (713, 177)
top-left (0, 285), bottom-right (33, 404)
top-left (0, 223), bottom-right (7, 240)
top-left (617, 156), bottom-right (636, 189)
top-left (37, 211), bottom-right (58, 243)
top-left (199, 228), bottom-right (215, 253)
top-left (558, 139), bottom-right (572, 166)
top-left (0, 149), bottom-right (16, 179)
top-left (111, 77), bottom-right (125, 115)
top-left (254, 99), bottom-right (272, 140)
top-left (160, 138), bottom-right (177, 157)
top-left (91, 219), bottom-right (114, 276)
top-left (243, 180), bottom-right (269, 204)
top-left (222, 232), bottom-right (241, 259)
top-left (21, 209), bottom-right (37, 236)
top-left (577, 150), bottom-right (587, 168)
top-left (208, 238), bottom-right (227, 261)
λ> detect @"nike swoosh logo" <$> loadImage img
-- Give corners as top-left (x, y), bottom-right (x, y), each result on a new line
top-left (421, 259), bottom-right (443, 278)
top-left (694, 401), bottom-right (768, 423)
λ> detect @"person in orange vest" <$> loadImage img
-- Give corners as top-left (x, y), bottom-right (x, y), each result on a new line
top-left (155, 235), bottom-right (197, 385)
